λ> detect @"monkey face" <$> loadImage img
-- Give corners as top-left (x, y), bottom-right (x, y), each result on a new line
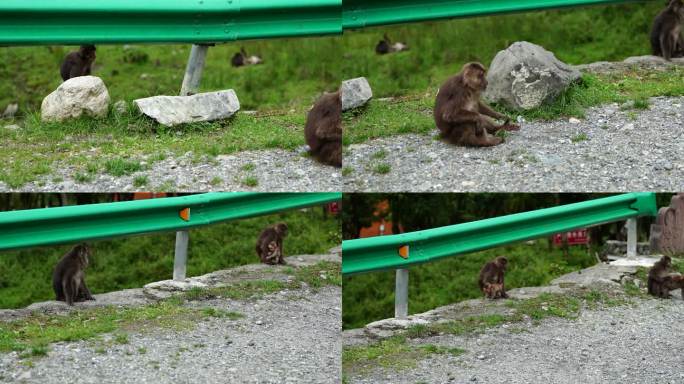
top-left (662, 255), bottom-right (672, 268)
top-left (463, 63), bottom-right (488, 91)
top-left (276, 223), bottom-right (288, 237)
top-left (496, 256), bottom-right (508, 270)
top-left (77, 244), bottom-right (91, 267)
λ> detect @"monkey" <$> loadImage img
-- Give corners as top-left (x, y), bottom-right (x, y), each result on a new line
top-left (375, 34), bottom-right (409, 55)
top-left (662, 274), bottom-right (684, 296)
top-left (231, 47), bottom-right (264, 67)
top-left (434, 62), bottom-right (519, 148)
top-left (483, 282), bottom-right (506, 299)
top-left (648, 255), bottom-right (675, 298)
top-left (478, 256), bottom-right (509, 299)
top-left (231, 49), bottom-right (245, 67)
top-left (375, 35), bottom-right (390, 55)
top-left (304, 90), bottom-right (342, 167)
top-left (52, 243), bottom-right (95, 306)
top-left (256, 223), bottom-right (288, 265)
top-left (60, 45), bottom-right (96, 81)
top-left (650, 0), bottom-right (684, 60)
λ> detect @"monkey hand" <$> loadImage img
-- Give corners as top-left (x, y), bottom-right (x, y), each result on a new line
top-left (502, 122), bottom-right (520, 132)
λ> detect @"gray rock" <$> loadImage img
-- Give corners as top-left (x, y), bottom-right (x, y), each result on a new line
top-left (3, 124), bottom-right (20, 130)
top-left (341, 77), bottom-right (373, 111)
top-left (1, 103), bottom-right (18, 118)
top-left (113, 100), bottom-right (127, 114)
top-left (41, 76), bottom-right (110, 122)
top-left (484, 41), bottom-right (581, 110)
top-left (134, 90), bottom-right (240, 127)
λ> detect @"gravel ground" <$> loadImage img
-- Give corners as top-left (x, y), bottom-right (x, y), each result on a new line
top-left (0, 286), bottom-right (341, 384)
top-left (348, 297), bottom-right (684, 384)
top-left (343, 96), bottom-right (684, 192)
top-left (1, 148), bottom-right (340, 192)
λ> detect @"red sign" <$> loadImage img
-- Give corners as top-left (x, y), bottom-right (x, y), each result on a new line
top-left (553, 229), bottom-right (588, 246)
top-left (327, 202), bottom-right (339, 215)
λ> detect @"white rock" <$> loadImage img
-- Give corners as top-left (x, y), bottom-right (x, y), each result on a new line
top-left (569, 117), bottom-right (581, 124)
top-left (41, 76), bottom-right (110, 122)
top-left (113, 100), bottom-right (127, 114)
top-left (134, 90), bottom-right (240, 127)
top-left (3, 124), bottom-right (20, 130)
top-left (484, 42), bottom-right (581, 110)
top-left (341, 77), bottom-right (373, 111)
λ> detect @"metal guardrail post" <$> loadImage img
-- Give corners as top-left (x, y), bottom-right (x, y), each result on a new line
top-left (180, 44), bottom-right (210, 96)
top-left (173, 230), bottom-right (189, 281)
top-left (395, 269), bottom-right (409, 318)
top-left (626, 218), bottom-right (637, 258)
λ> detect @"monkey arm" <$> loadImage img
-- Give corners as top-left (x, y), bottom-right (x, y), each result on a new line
top-left (80, 278), bottom-right (95, 300)
top-left (69, 64), bottom-right (83, 79)
top-left (478, 102), bottom-right (508, 121)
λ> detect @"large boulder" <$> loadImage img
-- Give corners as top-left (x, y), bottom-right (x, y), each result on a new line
top-left (341, 77), bottom-right (372, 111)
top-left (134, 90), bottom-right (240, 126)
top-left (484, 42), bottom-right (581, 110)
top-left (41, 76), bottom-right (110, 122)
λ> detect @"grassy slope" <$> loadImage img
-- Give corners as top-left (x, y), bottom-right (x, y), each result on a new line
top-left (0, 207), bottom-right (341, 309)
top-left (340, 2), bottom-right (662, 98)
top-left (342, 239), bottom-right (597, 329)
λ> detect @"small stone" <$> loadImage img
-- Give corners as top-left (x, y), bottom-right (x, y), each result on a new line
top-left (569, 117), bottom-right (581, 124)
top-left (255, 320), bottom-right (263, 325)
top-left (341, 77), bottom-right (373, 111)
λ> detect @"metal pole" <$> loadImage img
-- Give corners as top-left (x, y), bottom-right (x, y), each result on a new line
top-left (626, 218), bottom-right (637, 258)
top-left (173, 230), bottom-right (189, 281)
top-left (180, 44), bottom-right (210, 96)
top-left (395, 269), bottom-right (409, 319)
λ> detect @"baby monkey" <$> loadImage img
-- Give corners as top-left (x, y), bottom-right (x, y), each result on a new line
top-left (60, 45), bottom-right (96, 81)
top-left (256, 223), bottom-right (288, 265)
top-left (434, 62), bottom-right (519, 147)
top-left (52, 243), bottom-right (95, 306)
top-left (479, 256), bottom-right (509, 299)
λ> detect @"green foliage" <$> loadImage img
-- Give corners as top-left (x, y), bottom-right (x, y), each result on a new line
top-left (0, 208), bottom-right (339, 309)
top-left (342, 239), bottom-right (596, 329)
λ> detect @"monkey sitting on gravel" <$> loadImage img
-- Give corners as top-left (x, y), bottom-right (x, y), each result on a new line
top-left (52, 243), bottom-right (95, 306)
top-left (256, 223), bottom-right (288, 265)
top-left (304, 90), bottom-right (342, 167)
top-left (479, 256), bottom-right (509, 299)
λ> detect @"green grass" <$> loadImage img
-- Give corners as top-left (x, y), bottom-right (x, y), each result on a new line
top-left (373, 163), bottom-right (391, 175)
top-left (341, 2), bottom-right (663, 99)
top-left (343, 289), bottom-right (628, 375)
top-left (0, 208), bottom-right (340, 309)
top-left (241, 176), bottom-right (259, 187)
top-left (133, 175), bottom-right (148, 187)
top-left (0, 260), bottom-right (340, 357)
top-left (344, 68), bottom-right (684, 144)
top-left (342, 239), bottom-right (596, 329)
top-left (571, 132), bottom-right (588, 143)
top-left (103, 158), bottom-right (143, 177)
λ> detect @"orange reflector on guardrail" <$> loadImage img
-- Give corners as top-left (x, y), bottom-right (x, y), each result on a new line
top-left (398, 245), bottom-right (409, 259)
top-left (179, 208), bottom-right (191, 221)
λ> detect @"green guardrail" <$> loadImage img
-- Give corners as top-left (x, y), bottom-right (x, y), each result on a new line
top-left (342, 193), bottom-right (657, 275)
top-left (0, 0), bottom-right (342, 45)
top-left (343, 0), bottom-right (648, 29)
top-left (0, 192), bottom-right (340, 251)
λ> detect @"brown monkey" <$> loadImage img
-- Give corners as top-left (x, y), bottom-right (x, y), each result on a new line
top-left (231, 48), bottom-right (246, 67)
top-left (483, 282), bottom-right (505, 299)
top-left (434, 62), bottom-right (519, 147)
top-left (648, 255), bottom-right (674, 298)
top-left (304, 90), bottom-right (342, 167)
top-left (650, 0), bottom-right (684, 60)
top-left (256, 223), bottom-right (289, 265)
top-left (478, 256), bottom-right (509, 299)
top-left (60, 45), bottom-right (96, 81)
top-left (52, 244), bottom-right (95, 306)
top-left (662, 274), bottom-right (684, 295)
top-left (375, 34), bottom-right (390, 55)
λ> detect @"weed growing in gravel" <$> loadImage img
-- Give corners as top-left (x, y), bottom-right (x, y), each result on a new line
top-left (133, 175), bottom-right (148, 187)
top-left (74, 173), bottom-right (94, 183)
top-left (342, 167), bottom-right (353, 177)
top-left (114, 333), bottom-right (129, 345)
top-left (374, 163), bottom-right (391, 175)
top-left (571, 133), bottom-right (588, 143)
top-left (241, 163), bottom-right (256, 172)
top-left (138, 347), bottom-right (147, 354)
top-left (241, 176), bottom-right (259, 187)
top-left (200, 307), bottom-right (244, 320)
top-left (210, 177), bottom-right (223, 186)
top-left (104, 158), bottom-right (143, 177)
top-left (371, 150), bottom-right (388, 160)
